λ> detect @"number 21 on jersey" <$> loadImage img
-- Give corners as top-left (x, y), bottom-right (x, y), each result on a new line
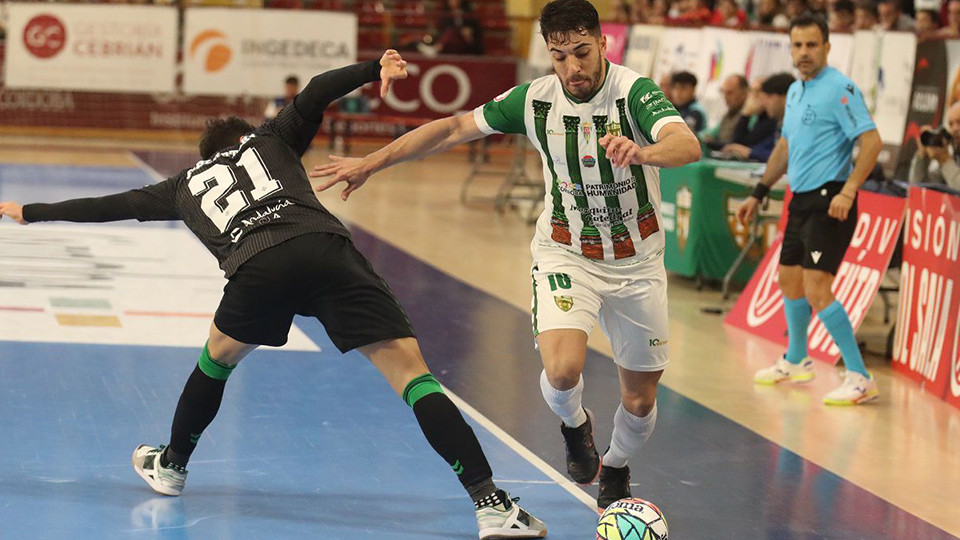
top-left (188, 147), bottom-right (282, 232)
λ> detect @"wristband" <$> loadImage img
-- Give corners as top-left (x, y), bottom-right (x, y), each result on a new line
top-left (750, 183), bottom-right (771, 201)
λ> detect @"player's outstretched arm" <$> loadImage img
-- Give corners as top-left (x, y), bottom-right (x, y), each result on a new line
top-left (599, 122), bottom-right (700, 169)
top-left (0, 182), bottom-right (179, 225)
top-left (294, 50), bottom-right (408, 122)
top-left (310, 112), bottom-right (486, 201)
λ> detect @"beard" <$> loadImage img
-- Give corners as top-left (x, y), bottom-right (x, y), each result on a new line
top-left (565, 55), bottom-right (604, 99)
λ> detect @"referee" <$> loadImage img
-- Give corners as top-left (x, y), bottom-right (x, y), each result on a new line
top-left (736, 14), bottom-right (883, 405)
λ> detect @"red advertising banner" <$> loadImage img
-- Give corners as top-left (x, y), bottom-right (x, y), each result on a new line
top-left (357, 52), bottom-right (517, 120)
top-left (726, 190), bottom-right (907, 364)
top-left (892, 186), bottom-right (960, 410)
top-left (601, 23), bottom-right (630, 65)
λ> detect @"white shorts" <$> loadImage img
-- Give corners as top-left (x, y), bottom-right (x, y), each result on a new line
top-left (530, 244), bottom-right (670, 372)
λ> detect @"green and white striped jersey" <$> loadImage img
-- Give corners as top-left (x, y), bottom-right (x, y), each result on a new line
top-left (473, 61), bottom-right (684, 266)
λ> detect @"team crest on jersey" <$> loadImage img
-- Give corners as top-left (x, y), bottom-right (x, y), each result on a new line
top-left (582, 122), bottom-right (592, 140)
top-left (582, 155), bottom-right (596, 168)
top-left (608, 122), bottom-right (622, 137)
top-left (554, 295), bottom-right (574, 312)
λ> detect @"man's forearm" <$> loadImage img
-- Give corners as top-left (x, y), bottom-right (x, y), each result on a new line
top-left (842, 129), bottom-right (882, 196)
top-left (635, 131), bottom-right (701, 168)
top-left (294, 60), bottom-right (380, 122)
top-left (366, 115), bottom-right (479, 173)
top-left (23, 193), bottom-right (137, 223)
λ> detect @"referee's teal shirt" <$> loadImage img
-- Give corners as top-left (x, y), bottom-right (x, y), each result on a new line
top-left (781, 66), bottom-right (876, 193)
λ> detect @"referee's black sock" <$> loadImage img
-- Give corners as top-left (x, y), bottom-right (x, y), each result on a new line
top-left (403, 374), bottom-right (496, 502)
top-left (161, 343), bottom-right (234, 469)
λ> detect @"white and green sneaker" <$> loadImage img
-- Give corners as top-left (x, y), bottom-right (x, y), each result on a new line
top-left (132, 444), bottom-right (187, 496)
top-left (754, 356), bottom-right (816, 385)
top-left (475, 489), bottom-right (547, 539)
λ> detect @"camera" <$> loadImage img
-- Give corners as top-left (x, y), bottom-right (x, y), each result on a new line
top-left (920, 127), bottom-right (952, 147)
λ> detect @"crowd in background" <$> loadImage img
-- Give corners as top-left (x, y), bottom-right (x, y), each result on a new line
top-left (611, 0), bottom-right (960, 37)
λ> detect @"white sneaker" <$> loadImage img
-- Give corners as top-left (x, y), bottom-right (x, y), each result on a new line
top-left (823, 371), bottom-right (879, 405)
top-left (132, 444), bottom-right (188, 496)
top-left (754, 357), bottom-right (816, 385)
top-left (475, 489), bottom-right (547, 539)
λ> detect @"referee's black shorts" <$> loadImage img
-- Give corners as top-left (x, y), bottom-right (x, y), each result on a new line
top-left (779, 180), bottom-right (858, 275)
top-left (214, 233), bottom-right (416, 351)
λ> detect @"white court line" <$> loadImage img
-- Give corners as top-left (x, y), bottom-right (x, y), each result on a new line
top-left (441, 384), bottom-right (597, 510)
top-left (126, 151), bottom-right (168, 183)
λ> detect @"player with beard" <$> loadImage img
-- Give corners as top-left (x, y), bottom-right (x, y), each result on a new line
top-left (310, 0), bottom-right (701, 509)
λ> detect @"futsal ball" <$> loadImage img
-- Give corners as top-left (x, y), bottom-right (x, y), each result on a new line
top-left (596, 498), bottom-right (668, 540)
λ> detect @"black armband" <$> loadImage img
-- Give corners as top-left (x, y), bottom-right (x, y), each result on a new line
top-left (750, 183), bottom-right (771, 201)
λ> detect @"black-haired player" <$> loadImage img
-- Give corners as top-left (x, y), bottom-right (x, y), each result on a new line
top-left (0, 50), bottom-right (546, 539)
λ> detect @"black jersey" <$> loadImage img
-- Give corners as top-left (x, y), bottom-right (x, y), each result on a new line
top-left (23, 60), bottom-right (381, 277)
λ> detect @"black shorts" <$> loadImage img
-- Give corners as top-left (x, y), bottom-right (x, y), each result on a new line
top-left (779, 181), bottom-right (858, 275)
top-left (214, 233), bottom-right (416, 351)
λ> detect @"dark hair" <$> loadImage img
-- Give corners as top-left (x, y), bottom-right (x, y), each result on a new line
top-left (833, 0), bottom-right (855, 14)
top-left (284, 75), bottom-right (299, 86)
top-left (917, 8), bottom-right (939, 23)
top-left (877, 0), bottom-right (899, 7)
top-left (761, 72), bottom-right (796, 95)
top-left (855, 0), bottom-right (878, 17)
top-left (671, 71), bottom-right (698, 88)
top-left (790, 13), bottom-right (829, 42)
top-left (730, 74), bottom-right (748, 89)
top-left (198, 116), bottom-right (255, 160)
top-left (539, 0), bottom-right (601, 44)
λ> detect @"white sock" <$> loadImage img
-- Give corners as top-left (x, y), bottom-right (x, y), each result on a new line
top-left (602, 402), bottom-right (657, 469)
top-left (539, 370), bottom-right (587, 428)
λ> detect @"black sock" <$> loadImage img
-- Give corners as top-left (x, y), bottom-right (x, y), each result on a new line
top-left (165, 345), bottom-right (233, 468)
top-left (404, 374), bottom-right (494, 497)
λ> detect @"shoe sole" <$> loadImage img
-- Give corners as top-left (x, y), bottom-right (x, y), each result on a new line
top-left (823, 391), bottom-right (880, 406)
top-left (131, 445), bottom-right (182, 497)
top-left (754, 372), bottom-right (816, 385)
top-left (478, 531), bottom-right (547, 539)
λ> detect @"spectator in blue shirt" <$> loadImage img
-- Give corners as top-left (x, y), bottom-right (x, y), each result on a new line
top-left (669, 71), bottom-right (708, 136)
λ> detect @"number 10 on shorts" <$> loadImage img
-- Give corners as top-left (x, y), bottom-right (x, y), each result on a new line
top-left (548, 273), bottom-right (571, 291)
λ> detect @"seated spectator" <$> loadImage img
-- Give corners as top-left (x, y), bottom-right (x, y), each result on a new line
top-left (648, 0), bottom-right (669, 24)
top-left (915, 9), bottom-right (940, 33)
top-left (829, 0), bottom-right (856, 31)
top-left (670, 71), bottom-right (709, 135)
top-left (785, 0), bottom-right (810, 20)
top-left (710, 0), bottom-right (748, 26)
top-left (937, 0), bottom-right (960, 36)
top-left (721, 72), bottom-right (794, 162)
top-left (703, 74), bottom-right (749, 149)
top-left (755, 0), bottom-right (791, 28)
top-left (878, 0), bottom-right (915, 30)
top-left (909, 102), bottom-right (960, 190)
top-left (855, 0), bottom-right (879, 29)
top-left (670, 0), bottom-right (712, 24)
top-left (264, 75), bottom-right (299, 120)
top-left (436, 0), bottom-right (483, 55)
top-left (808, 0), bottom-right (829, 18)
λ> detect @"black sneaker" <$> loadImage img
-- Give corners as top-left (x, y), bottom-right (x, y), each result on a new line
top-left (597, 465), bottom-right (631, 509)
top-left (560, 408), bottom-right (600, 484)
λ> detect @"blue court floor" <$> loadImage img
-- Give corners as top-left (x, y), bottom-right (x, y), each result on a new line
top-left (0, 158), bottom-right (956, 539)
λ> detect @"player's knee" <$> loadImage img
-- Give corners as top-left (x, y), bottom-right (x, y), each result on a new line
top-left (543, 365), bottom-right (582, 391)
top-left (621, 392), bottom-right (657, 417)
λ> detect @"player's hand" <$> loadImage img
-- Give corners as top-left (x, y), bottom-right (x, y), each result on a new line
top-left (0, 202), bottom-right (27, 225)
top-left (721, 143), bottom-right (751, 160)
top-left (829, 192), bottom-right (855, 221)
top-left (310, 156), bottom-right (373, 201)
top-left (379, 49), bottom-right (408, 99)
top-left (599, 134), bottom-right (643, 168)
top-left (736, 197), bottom-right (759, 225)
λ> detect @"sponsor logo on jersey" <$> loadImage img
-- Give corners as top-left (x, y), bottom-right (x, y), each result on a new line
top-left (639, 91), bottom-right (654, 104)
top-left (811, 250), bottom-right (823, 264)
top-left (582, 155), bottom-right (596, 168)
top-left (493, 88), bottom-right (512, 102)
top-left (649, 338), bottom-right (668, 347)
top-left (802, 105), bottom-right (817, 125)
top-left (554, 295), bottom-right (574, 312)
